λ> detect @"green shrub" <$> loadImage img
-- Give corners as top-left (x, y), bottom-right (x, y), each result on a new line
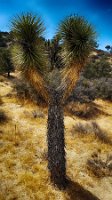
top-left (83, 58), bottom-right (112, 79)
top-left (0, 48), bottom-right (14, 76)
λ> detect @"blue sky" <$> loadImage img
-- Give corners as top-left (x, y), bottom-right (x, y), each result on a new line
top-left (0, 0), bottom-right (112, 49)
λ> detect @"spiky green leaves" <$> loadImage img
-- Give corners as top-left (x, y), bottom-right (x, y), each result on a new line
top-left (59, 15), bottom-right (96, 66)
top-left (12, 14), bottom-right (44, 41)
top-left (11, 13), bottom-right (47, 72)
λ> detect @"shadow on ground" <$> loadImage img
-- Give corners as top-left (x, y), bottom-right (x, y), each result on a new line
top-left (0, 110), bottom-right (8, 124)
top-left (0, 97), bottom-right (3, 105)
top-left (65, 180), bottom-right (100, 200)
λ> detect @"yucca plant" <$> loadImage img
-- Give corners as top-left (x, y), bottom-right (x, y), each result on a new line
top-left (11, 13), bottom-right (96, 189)
top-left (59, 16), bottom-right (96, 100)
top-left (11, 13), bottom-right (49, 101)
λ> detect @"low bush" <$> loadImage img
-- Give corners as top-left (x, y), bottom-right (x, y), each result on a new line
top-left (68, 56), bottom-right (112, 102)
top-left (87, 152), bottom-right (112, 177)
top-left (66, 102), bottom-right (103, 119)
top-left (14, 78), bottom-right (46, 105)
top-left (73, 121), bottom-right (112, 145)
top-left (69, 76), bottom-right (112, 102)
top-left (83, 58), bottom-right (112, 79)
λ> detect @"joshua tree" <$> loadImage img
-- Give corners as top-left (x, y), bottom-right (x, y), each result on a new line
top-left (105, 45), bottom-right (112, 54)
top-left (45, 35), bottom-right (63, 70)
top-left (11, 13), bottom-right (96, 189)
top-left (105, 45), bottom-right (111, 51)
top-left (0, 48), bottom-right (14, 77)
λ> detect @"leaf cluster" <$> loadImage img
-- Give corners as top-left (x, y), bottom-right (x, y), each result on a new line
top-left (59, 15), bottom-right (96, 66)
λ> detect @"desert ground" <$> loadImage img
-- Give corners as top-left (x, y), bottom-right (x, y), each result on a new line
top-left (0, 73), bottom-right (112, 200)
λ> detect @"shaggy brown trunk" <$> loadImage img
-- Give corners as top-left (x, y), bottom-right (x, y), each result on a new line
top-left (47, 90), bottom-right (67, 189)
top-left (60, 64), bottom-right (83, 101)
top-left (23, 68), bottom-right (49, 103)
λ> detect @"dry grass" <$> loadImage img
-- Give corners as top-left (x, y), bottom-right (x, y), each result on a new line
top-left (66, 102), bottom-right (108, 119)
top-left (87, 152), bottom-right (112, 177)
top-left (0, 74), bottom-right (112, 200)
top-left (0, 75), bottom-right (6, 82)
top-left (0, 127), bottom-right (59, 200)
top-left (0, 126), bottom-right (102, 200)
top-left (72, 121), bottom-right (112, 145)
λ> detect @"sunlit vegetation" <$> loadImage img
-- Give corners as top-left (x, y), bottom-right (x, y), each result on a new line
top-left (10, 13), bottom-right (96, 189)
top-left (0, 12), bottom-right (112, 200)
top-left (83, 57), bottom-right (112, 79)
